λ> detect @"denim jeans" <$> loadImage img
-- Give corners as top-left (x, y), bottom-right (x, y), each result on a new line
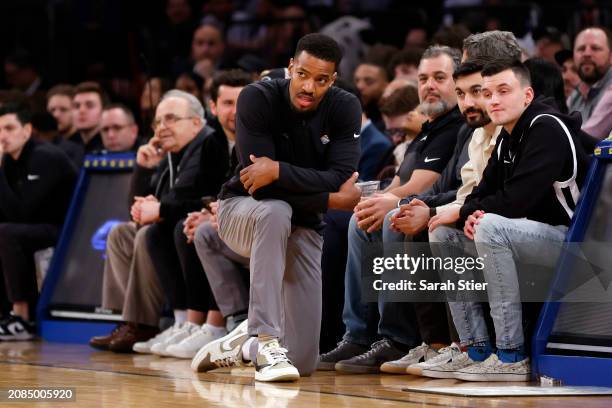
top-left (429, 213), bottom-right (567, 349)
top-left (342, 209), bottom-right (419, 347)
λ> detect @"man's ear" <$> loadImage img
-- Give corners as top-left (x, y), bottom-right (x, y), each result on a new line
top-left (525, 86), bottom-right (534, 106)
top-left (330, 72), bottom-right (338, 86)
top-left (288, 58), bottom-right (294, 75)
top-left (23, 123), bottom-right (33, 139)
top-left (209, 99), bottom-right (217, 117)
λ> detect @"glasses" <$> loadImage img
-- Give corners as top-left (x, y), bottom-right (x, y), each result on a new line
top-left (151, 115), bottom-right (194, 131)
top-left (101, 124), bottom-right (130, 134)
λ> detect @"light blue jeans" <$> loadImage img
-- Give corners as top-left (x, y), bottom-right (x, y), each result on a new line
top-left (342, 209), bottom-right (419, 347)
top-left (429, 213), bottom-right (567, 349)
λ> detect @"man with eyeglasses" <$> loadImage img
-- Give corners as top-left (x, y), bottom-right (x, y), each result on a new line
top-left (99, 104), bottom-right (140, 153)
top-left (90, 89), bottom-right (226, 353)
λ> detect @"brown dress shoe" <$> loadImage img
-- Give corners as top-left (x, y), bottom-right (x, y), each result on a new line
top-left (89, 324), bottom-right (125, 350)
top-left (108, 323), bottom-right (159, 353)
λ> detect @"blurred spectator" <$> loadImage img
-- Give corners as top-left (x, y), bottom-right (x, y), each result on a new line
top-left (46, 85), bottom-right (76, 139)
top-left (432, 23), bottom-right (471, 50)
top-left (568, 27), bottom-right (612, 126)
top-left (388, 47), bottom-right (423, 82)
top-left (354, 62), bottom-right (389, 130)
top-left (265, 5), bottom-right (311, 67)
top-left (30, 112), bottom-right (58, 143)
top-left (175, 72), bottom-right (204, 102)
top-left (405, 27), bottom-right (429, 49)
top-left (379, 85), bottom-right (424, 171)
top-left (320, 16), bottom-right (371, 80)
top-left (236, 54), bottom-right (269, 80)
top-left (366, 44), bottom-right (399, 79)
top-left (382, 78), bottom-right (416, 99)
top-left (4, 50), bottom-right (47, 113)
top-left (0, 103), bottom-right (78, 340)
top-left (524, 58), bottom-right (569, 114)
top-left (532, 26), bottom-right (566, 63)
top-left (69, 81), bottom-right (109, 155)
top-left (140, 77), bottom-right (172, 136)
top-left (191, 22), bottom-right (226, 71)
top-left (555, 49), bottom-right (582, 98)
top-left (225, 0), bottom-right (273, 56)
top-left (100, 104), bottom-right (141, 153)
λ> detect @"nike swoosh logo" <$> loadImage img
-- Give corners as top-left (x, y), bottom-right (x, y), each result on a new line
top-left (424, 157), bottom-right (440, 163)
top-left (27, 174), bottom-right (40, 181)
top-left (353, 133), bottom-right (360, 138)
top-left (419, 136), bottom-right (427, 142)
top-left (504, 160), bottom-right (512, 164)
top-left (221, 334), bottom-right (248, 353)
top-left (8, 322), bottom-right (25, 335)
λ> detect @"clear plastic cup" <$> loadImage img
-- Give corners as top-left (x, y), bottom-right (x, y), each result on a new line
top-left (356, 180), bottom-right (380, 198)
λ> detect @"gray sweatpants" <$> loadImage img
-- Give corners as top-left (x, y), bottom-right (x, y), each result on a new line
top-left (193, 221), bottom-right (250, 318)
top-left (217, 196), bottom-right (323, 376)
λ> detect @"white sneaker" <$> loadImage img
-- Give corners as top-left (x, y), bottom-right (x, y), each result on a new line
top-left (406, 343), bottom-right (462, 376)
top-left (380, 342), bottom-right (439, 374)
top-left (166, 324), bottom-right (228, 359)
top-left (133, 322), bottom-right (181, 354)
top-left (455, 354), bottom-right (531, 382)
top-left (191, 319), bottom-right (250, 372)
top-left (421, 351), bottom-right (477, 379)
top-left (255, 339), bottom-right (299, 382)
top-left (151, 322), bottom-right (200, 356)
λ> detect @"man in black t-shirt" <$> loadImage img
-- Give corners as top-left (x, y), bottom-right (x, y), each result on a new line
top-left (191, 34), bottom-right (362, 382)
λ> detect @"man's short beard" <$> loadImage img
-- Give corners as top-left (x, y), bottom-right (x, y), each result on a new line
top-left (578, 63), bottom-right (607, 85)
top-left (462, 109), bottom-right (492, 128)
top-left (420, 100), bottom-right (449, 117)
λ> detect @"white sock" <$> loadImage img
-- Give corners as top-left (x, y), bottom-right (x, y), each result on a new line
top-left (202, 323), bottom-right (226, 335)
top-left (174, 310), bottom-right (187, 324)
top-left (241, 337), bottom-right (257, 361)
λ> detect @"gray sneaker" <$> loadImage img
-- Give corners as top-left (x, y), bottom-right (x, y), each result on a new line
top-left (380, 342), bottom-right (439, 374)
top-left (421, 351), bottom-right (477, 379)
top-left (335, 338), bottom-right (408, 374)
top-left (455, 354), bottom-right (531, 382)
top-left (318, 340), bottom-right (369, 371)
top-left (255, 339), bottom-right (299, 382)
top-left (406, 343), bottom-right (462, 376)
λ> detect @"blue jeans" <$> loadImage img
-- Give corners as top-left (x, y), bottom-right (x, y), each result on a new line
top-left (429, 214), bottom-right (567, 349)
top-left (342, 209), bottom-right (419, 347)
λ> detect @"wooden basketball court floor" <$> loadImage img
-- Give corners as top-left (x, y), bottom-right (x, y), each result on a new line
top-left (0, 341), bottom-right (611, 407)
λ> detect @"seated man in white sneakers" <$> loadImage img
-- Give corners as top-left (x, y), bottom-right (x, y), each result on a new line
top-left (426, 59), bottom-right (589, 381)
top-left (191, 33), bottom-right (362, 382)
top-left (158, 70), bottom-right (253, 359)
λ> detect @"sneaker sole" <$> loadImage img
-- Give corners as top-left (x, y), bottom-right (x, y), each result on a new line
top-left (317, 361), bottom-right (337, 371)
top-left (89, 342), bottom-right (110, 351)
top-left (335, 362), bottom-right (380, 374)
top-left (0, 334), bottom-right (35, 341)
top-left (132, 345), bottom-right (153, 354)
top-left (166, 347), bottom-right (197, 359)
top-left (380, 363), bottom-right (411, 374)
top-left (405, 366), bottom-right (424, 376)
top-left (455, 372), bottom-right (530, 382)
top-left (255, 367), bottom-right (300, 382)
top-left (421, 369), bottom-right (459, 379)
